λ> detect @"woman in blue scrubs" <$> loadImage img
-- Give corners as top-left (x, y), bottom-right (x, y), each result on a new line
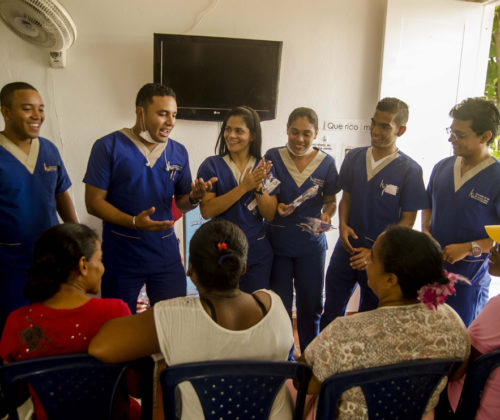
top-left (197, 106), bottom-right (277, 292)
top-left (265, 107), bottom-right (339, 353)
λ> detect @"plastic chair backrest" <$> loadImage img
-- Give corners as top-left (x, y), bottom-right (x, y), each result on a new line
top-left (0, 354), bottom-right (130, 420)
top-left (315, 358), bottom-right (460, 420)
top-left (0, 358), bottom-right (7, 419)
top-left (454, 349), bottom-right (500, 419)
top-left (160, 360), bottom-right (312, 420)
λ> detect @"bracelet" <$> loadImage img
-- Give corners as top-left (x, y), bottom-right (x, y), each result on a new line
top-left (189, 193), bottom-right (201, 206)
top-left (132, 215), bottom-right (137, 229)
top-left (254, 188), bottom-right (263, 196)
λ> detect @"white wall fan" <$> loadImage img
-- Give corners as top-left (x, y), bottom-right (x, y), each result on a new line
top-left (0, 0), bottom-right (77, 68)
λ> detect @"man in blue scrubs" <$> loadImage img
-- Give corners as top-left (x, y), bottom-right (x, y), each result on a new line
top-left (321, 97), bottom-right (429, 329)
top-left (84, 83), bottom-right (215, 312)
top-left (0, 82), bottom-right (78, 331)
top-left (423, 97), bottom-right (500, 326)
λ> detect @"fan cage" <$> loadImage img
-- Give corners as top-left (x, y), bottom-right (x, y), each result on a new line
top-left (0, 0), bottom-right (76, 51)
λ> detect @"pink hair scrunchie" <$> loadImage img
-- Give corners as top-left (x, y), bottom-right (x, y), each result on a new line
top-left (417, 271), bottom-right (471, 310)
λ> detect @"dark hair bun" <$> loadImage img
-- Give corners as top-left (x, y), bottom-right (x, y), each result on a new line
top-left (378, 225), bottom-right (449, 300)
top-left (189, 219), bottom-right (248, 291)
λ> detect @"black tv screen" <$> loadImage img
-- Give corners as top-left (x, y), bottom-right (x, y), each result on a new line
top-left (154, 34), bottom-right (282, 121)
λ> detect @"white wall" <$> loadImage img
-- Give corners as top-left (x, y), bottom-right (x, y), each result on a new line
top-left (380, 0), bottom-right (495, 181)
top-left (0, 0), bottom-right (388, 254)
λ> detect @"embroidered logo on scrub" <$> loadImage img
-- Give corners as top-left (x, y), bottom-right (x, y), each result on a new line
top-left (310, 176), bottom-right (324, 188)
top-left (469, 189), bottom-right (490, 205)
top-left (44, 163), bottom-right (57, 172)
top-left (380, 179), bottom-right (399, 196)
top-left (165, 161), bottom-right (182, 180)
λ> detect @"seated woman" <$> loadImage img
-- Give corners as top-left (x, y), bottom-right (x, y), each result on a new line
top-left (301, 225), bottom-right (470, 419)
top-left (0, 223), bottom-right (130, 361)
top-left (0, 223), bottom-right (133, 419)
top-left (89, 218), bottom-right (294, 419)
top-left (447, 225), bottom-right (500, 419)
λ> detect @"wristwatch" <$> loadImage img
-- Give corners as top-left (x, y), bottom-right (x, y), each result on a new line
top-left (188, 193), bottom-right (202, 206)
top-left (471, 241), bottom-right (482, 257)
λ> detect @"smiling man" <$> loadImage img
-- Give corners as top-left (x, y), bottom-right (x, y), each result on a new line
top-left (84, 83), bottom-right (216, 312)
top-left (321, 97), bottom-right (429, 329)
top-left (423, 97), bottom-right (500, 326)
top-left (0, 82), bottom-right (78, 332)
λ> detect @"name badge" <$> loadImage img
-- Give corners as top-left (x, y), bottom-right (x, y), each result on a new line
top-left (380, 180), bottom-right (398, 196)
top-left (310, 176), bottom-right (324, 188)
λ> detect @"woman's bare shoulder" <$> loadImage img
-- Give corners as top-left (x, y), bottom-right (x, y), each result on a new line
top-left (253, 289), bottom-right (273, 311)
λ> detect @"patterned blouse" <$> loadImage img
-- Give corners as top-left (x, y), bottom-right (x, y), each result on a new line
top-left (304, 303), bottom-right (470, 419)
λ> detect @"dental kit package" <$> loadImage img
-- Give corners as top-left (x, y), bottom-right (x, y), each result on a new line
top-left (298, 217), bottom-right (334, 237)
top-left (247, 175), bottom-right (281, 214)
top-left (280, 185), bottom-right (319, 217)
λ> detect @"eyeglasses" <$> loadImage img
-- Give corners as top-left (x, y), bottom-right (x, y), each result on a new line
top-left (446, 127), bottom-right (473, 140)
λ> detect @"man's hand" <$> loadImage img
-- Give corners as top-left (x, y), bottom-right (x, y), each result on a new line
top-left (134, 207), bottom-right (174, 231)
top-left (443, 243), bottom-right (471, 264)
top-left (350, 247), bottom-right (371, 271)
top-left (339, 224), bottom-right (358, 254)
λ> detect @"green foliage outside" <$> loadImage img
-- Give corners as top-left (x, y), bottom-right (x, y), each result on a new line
top-left (485, 6), bottom-right (500, 159)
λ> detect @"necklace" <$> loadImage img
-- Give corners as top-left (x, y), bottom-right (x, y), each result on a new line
top-left (199, 290), bottom-right (242, 322)
top-left (199, 290), bottom-right (242, 300)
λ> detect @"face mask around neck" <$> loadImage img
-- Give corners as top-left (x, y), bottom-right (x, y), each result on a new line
top-left (139, 110), bottom-right (161, 144)
top-left (286, 142), bottom-right (314, 157)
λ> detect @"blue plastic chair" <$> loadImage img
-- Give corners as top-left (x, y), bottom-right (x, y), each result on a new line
top-left (315, 358), bottom-right (460, 420)
top-left (0, 353), bottom-right (154, 420)
top-left (453, 349), bottom-right (500, 419)
top-left (160, 360), bottom-right (312, 420)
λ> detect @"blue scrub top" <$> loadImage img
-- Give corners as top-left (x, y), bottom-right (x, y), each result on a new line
top-left (428, 156), bottom-right (500, 285)
top-left (83, 130), bottom-right (192, 270)
top-left (339, 147), bottom-right (428, 248)
top-left (265, 147), bottom-right (339, 257)
top-left (429, 156), bottom-right (500, 245)
top-left (197, 155), bottom-right (277, 241)
top-left (0, 136), bottom-right (71, 265)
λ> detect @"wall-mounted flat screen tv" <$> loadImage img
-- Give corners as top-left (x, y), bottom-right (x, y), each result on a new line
top-left (154, 33), bottom-right (282, 121)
